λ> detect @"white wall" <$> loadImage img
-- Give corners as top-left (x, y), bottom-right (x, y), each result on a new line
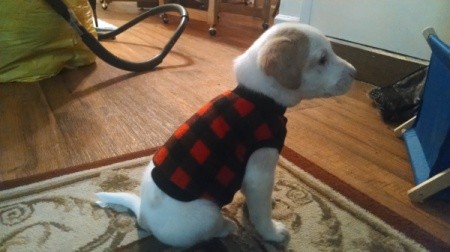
top-left (276, 0), bottom-right (450, 60)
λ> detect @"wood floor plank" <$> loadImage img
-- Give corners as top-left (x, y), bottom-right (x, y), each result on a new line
top-left (299, 107), bottom-right (411, 173)
top-left (293, 98), bottom-right (407, 159)
top-left (0, 83), bottom-right (71, 180)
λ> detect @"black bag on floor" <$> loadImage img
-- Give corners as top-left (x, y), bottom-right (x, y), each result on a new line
top-left (369, 67), bottom-right (428, 124)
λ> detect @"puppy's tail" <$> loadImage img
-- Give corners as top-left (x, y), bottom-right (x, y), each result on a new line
top-left (96, 192), bottom-right (141, 217)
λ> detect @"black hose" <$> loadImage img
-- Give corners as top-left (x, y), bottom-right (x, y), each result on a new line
top-left (46, 0), bottom-right (189, 72)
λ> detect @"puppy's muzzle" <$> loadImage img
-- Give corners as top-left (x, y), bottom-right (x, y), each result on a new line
top-left (347, 64), bottom-right (357, 79)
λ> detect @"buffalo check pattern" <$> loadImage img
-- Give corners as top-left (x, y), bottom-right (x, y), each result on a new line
top-left (151, 85), bottom-right (287, 207)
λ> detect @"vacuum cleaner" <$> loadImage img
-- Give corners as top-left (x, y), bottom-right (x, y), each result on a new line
top-left (45, 0), bottom-right (189, 72)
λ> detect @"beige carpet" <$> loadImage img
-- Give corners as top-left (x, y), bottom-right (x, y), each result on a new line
top-left (0, 156), bottom-right (426, 251)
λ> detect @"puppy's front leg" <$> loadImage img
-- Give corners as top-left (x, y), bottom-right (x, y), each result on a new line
top-left (242, 148), bottom-right (288, 242)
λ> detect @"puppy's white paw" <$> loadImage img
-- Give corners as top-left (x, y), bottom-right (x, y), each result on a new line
top-left (224, 218), bottom-right (238, 235)
top-left (258, 220), bottom-right (289, 242)
top-left (216, 217), bottom-right (238, 238)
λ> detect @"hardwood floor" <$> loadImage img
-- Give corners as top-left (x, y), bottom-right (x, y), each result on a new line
top-left (1, 3), bottom-right (448, 247)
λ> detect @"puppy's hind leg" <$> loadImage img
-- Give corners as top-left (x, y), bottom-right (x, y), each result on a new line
top-left (148, 198), bottom-right (236, 247)
top-left (211, 215), bottom-right (238, 238)
top-left (96, 192), bottom-right (141, 217)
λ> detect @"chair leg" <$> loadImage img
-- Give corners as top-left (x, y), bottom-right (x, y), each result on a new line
top-left (88, 0), bottom-right (99, 27)
top-left (207, 0), bottom-right (219, 36)
top-left (408, 168), bottom-right (450, 202)
top-left (394, 116), bottom-right (416, 138)
top-left (272, 0), bottom-right (280, 18)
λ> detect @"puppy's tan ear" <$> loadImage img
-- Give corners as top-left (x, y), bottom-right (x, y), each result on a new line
top-left (257, 31), bottom-right (309, 90)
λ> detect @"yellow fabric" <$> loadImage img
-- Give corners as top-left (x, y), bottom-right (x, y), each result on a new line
top-left (0, 0), bottom-right (97, 83)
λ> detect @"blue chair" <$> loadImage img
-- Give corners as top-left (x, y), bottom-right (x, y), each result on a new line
top-left (396, 28), bottom-right (450, 202)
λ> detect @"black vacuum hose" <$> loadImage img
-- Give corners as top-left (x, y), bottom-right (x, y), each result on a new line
top-left (46, 0), bottom-right (189, 72)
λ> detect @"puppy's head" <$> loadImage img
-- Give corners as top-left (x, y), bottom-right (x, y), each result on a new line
top-left (234, 22), bottom-right (356, 107)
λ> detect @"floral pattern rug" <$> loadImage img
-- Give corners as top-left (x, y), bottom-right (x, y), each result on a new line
top-left (0, 156), bottom-right (426, 251)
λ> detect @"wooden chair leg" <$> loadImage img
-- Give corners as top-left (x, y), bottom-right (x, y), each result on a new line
top-left (272, 0), bottom-right (280, 18)
top-left (408, 168), bottom-right (450, 202)
top-left (261, 0), bottom-right (270, 27)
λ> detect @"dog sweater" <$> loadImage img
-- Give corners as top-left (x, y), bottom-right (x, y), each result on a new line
top-left (151, 85), bottom-right (287, 207)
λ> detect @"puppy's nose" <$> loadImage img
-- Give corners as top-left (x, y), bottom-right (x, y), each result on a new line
top-left (348, 64), bottom-right (357, 78)
top-left (339, 56), bottom-right (357, 78)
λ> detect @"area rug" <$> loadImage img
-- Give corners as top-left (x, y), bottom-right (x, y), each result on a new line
top-left (0, 155), bottom-right (427, 252)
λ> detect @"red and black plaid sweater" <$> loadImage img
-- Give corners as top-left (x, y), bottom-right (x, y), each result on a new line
top-left (151, 85), bottom-right (287, 207)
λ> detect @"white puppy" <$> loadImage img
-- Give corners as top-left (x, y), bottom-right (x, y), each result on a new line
top-left (96, 22), bottom-right (356, 248)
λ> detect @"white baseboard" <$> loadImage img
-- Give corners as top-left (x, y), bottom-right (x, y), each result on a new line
top-left (274, 14), bottom-right (301, 24)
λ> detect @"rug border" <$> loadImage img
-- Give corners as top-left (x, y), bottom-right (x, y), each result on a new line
top-left (1, 145), bottom-right (447, 250)
top-left (0, 148), bottom-right (158, 191)
top-left (0, 156), bottom-right (151, 201)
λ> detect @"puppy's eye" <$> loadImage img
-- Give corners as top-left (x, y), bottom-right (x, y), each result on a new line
top-left (319, 55), bottom-right (328, 66)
